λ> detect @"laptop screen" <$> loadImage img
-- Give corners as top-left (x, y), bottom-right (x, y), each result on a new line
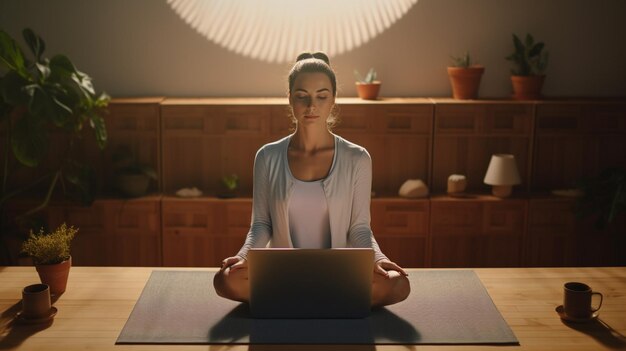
top-left (248, 248), bottom-right (374, 319)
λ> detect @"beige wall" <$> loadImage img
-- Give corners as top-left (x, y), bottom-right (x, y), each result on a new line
top-left (1, 0), bottom-right (624, 98)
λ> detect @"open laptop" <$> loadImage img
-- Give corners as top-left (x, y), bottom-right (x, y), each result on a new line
top-left (247, 248), bottom-right (374, 319)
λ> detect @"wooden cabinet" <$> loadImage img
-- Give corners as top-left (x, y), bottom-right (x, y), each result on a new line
top-left (160, 98), bottom-right (432, 198)
top-left (527, 197), bottom-right (626, 267)
top-left (370, 198), bottom-right (429, 267)
top-left (430, 195), bottom-right (527, 267)
top-left (83, 98), bottom-right (163, 195)
top-left (160, 99), bottom-right (281, 196)
top-left (432, 100), bottom-right (534, 193)
top-left (338, 101), bottom-right (433, 196)
top-left (7, 97), bottom-right (626, 268)
top-left (532, 102), bottom-right (626, 191)
top-left (160, 196), bottom-right (428, 268)
top-left (161, 197), bottom-right (250, 266)
top-left (48, 197), bottom-right (162, 266)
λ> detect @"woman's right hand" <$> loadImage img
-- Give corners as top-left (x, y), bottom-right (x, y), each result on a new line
top-left (220, 256), bottom-right (247, 271)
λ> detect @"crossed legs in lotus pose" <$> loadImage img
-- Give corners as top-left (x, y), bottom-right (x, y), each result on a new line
top-left (213, 263), bottom-right (411, 307)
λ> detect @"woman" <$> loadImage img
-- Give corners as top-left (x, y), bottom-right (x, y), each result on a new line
top-left (214, 52), bottom-right (410, 307)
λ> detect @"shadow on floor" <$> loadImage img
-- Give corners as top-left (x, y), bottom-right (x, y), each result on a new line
top-left (0, 301), bottom-right (54, 350)
top-left (562, 317), bottom-right (626, 349)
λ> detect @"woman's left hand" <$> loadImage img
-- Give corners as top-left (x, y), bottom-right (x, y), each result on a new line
top-left (374, 259), bottom-right (408, 278)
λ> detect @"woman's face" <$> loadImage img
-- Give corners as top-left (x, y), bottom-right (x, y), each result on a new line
top-left (289, 72), bottom-right (335, 128)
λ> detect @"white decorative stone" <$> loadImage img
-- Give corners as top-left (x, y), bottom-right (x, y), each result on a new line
top-left (176, 187), bottom-right (203, 198)
top-left (447, 174), bottom-right (467, 194)
top-left (398, 179), bottom-right (429, 198)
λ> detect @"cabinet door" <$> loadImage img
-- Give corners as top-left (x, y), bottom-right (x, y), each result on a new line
top-left (430, 199), bottom-right (524, 268)
top-left (533, 103), bottom-right (626, 191)
top-left (371, 200), bottom-right (429, 268)
top-left (162, 200), bottom-right (214, 266)
top-left (527, 198), bottom-right (626, 267)
top-left (67, 199), bottom-right (161, 266)
top-left (162, 198), bottom-right (250, 267)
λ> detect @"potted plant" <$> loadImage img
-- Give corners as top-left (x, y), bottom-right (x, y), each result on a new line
top-left (354, 68), bottom-right (381, 100)
top-left (217, 174), bottom-right (239, 198)
top-left (21, 223), bottom-right (78, 295)
top-left (505, 33), bottom-right (549, 100)
top-left (447, 52), bottom-right (484, 99)
top-left (112, 145), bottom-right (157, 198)
top-left (0, 28), bottom-right (108, 263)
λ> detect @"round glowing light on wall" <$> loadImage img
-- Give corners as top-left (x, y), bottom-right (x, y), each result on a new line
top-left (166, 0), bottom-right (418, 63)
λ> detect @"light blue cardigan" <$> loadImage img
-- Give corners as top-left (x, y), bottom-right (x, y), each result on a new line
top-left (236, 134), bottom-right (388, 262)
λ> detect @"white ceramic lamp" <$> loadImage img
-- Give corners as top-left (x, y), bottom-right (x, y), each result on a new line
top-left (483, 154), bottom-right (521, 198)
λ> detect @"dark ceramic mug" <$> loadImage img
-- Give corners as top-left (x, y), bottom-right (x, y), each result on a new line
top-left (22, 283), bottom-right (52, 319)
top-left (563, 282), bottom-right (603, 318)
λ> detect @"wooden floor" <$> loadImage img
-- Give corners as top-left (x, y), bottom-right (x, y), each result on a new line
top-left (1, 266), bottom-right (626, 350)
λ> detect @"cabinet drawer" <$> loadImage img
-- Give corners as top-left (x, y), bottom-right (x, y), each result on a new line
top-left (162, 105), bottom-right (219, 135)
top-left (483, 202), bottom-right (526, 235)
top-left (162, 201), bottom-right (213, 229)
top-left (376, 105), bottom-right (432, 134)
top-left (217, 106), bottom-right (270, 135)
top-left (371, 200), bottom-right (429, 237)
top-left (535, 104), bottom-right (583, 134)
top-left (584, 104), bottom-right (626, 132)
top-left (484, 104), bottom-right (532, 135)
top-left (430, 202), bottom-right (482, 236)
top-left (335, 105), bottom-right (374, 133)
top-left (435, 105), bottom-right (480, 134)
top-left (108, 103), bottom-right (159, 133)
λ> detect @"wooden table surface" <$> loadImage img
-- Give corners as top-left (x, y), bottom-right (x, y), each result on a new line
top-left (1, 266), bottom-right (625, 350)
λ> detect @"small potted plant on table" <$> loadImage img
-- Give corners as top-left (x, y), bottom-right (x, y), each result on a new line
top-left (21, 223), bottom-right (78, 295)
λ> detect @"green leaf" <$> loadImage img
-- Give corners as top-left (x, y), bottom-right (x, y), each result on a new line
top-left (51, 95), bottom-right (73, 123)
top-left (529, 42), bottom-right (544, 58)
top-left (28, 86), bottom-right (56, 121)
top-left (49, 54), bottom-right (77, 74)
top-left (0, 30), bottom-right (27, 75)
top-left (22, 28), bottom-right (46, 63)
top-left (512, 34), bottom-right (524, 54)
top-left (95, 92), bottom-right (110, 108)
top-left (35, 62), bottom-right (51, 80)
top-left (525, 33), bottom-right (534, 48)
top-left (0, 71), bottom-right (29, 105)
top-left (89, 113), bottom-right (107, 149)
top-left (72, 72), bottom-right (95, 97)
top-left (11, 112), bottom-right (49, 167)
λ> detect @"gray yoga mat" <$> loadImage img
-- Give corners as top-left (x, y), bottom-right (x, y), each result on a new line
top-left (116, 270), bottom-right (518, 345)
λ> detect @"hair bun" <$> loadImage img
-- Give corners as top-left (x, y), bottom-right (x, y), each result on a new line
top-left (295, 52), bottom-right (330, 65)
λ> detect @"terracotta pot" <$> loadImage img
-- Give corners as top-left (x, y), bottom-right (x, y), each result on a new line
top-left (36, 256), bottom-right (71, 296)
top-left (356, 82), bottom-right (381, 100)
top-left (447, 66), bottom-right (485, 99)
top-left (116, 174), bottom-right (150, 197)
top-left (511, 75), bottom-right (545, 100)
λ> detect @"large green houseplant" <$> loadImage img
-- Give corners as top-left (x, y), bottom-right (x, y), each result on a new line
top-left (0, 28), bottom-right (109, 262)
